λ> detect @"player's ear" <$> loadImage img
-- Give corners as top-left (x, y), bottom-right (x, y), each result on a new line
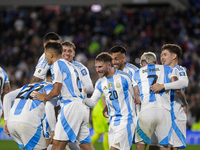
top-left (50, 51), bottom-right (54, 58)
top-left (123, 55), bottom-right (126, 62)
top-left (172, 53), bottom-right (177, 60)
top-left (108, 62), bottom-right (112, 68)
top-left (43, 42), bottom-right (47, 49)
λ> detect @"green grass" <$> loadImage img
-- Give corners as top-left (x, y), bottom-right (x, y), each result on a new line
top-left (93, 142), bottom-right (200, 150)
top-left (0, 140), bottom-right (199, 150)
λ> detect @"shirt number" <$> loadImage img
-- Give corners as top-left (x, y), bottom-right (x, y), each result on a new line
top-left (109, 90), bottom-right (118, 100)
top-left (147, 74), bottom-right (158, 93)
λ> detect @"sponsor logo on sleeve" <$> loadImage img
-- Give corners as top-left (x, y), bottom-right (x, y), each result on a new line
top-left (81, 69), bottom-right (87, 76)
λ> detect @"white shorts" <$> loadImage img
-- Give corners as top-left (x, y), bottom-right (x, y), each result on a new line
top-left (54, 101), bottom-right (91, 143)
top-left (169, 119), bottom-right (186, 148)
top-left (7, 121), bottom-right (46, 150)
top-left (108, 122), bottom-right (135, 150)
top-left (135, 107), bottom-right (171, 146)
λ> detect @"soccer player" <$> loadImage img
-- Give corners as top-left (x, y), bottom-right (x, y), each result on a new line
top-left (61, 40), bottom-right (93, 97)
top-left (84, 52), bottom-right (135, 150)
top-left (62, 40), bottom-right (94, 150)
top-left (151, 44), bottom-right (189, 150)
top-left (133, 52), bottom-right (182, 150)
top-left (110, 45), bottom-right (138, 78)
top-left (3, 80), bottom-right (54, 150)
top-left (110, 45), bottom-right (139, 148)
top-left (103, 45), bottom-right (139, 116)
top-left (31, 32), bottom-right (60, 83)
top-left (0, 66), bottom-right (11, 119)
top-left (31, 42), bottom-right (94, 150)
top-left (30, 32), bottom-right (60, 149)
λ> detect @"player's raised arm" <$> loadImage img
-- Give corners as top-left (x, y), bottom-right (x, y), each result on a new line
top-left (84, 87), bottom-right (102, 108)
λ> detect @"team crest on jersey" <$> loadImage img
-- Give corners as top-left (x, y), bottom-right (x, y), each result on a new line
top-left (116, 81), bottom-right (121, 88)
top-left (38, 69), bottom-right (41, 73)
top-left (108, 83), bottom-right (113, 89)
top-left (114, 142), bottom-right (120, 147)
top-left (103, 86), bottom-right (108, 90)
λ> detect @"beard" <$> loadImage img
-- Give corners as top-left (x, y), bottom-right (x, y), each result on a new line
top-left (118, 62), bottom-right (124, 70)
top-left (113, 61), bottom-right (124, 70)
top-left (98, 70), bottom-right (109, 78)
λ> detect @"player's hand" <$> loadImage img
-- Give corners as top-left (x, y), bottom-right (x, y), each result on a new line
top-left (134, 96), bottom-right (141, 104)
top-left (103, 106), bottom-right (109, 118)
top-left (50, 131), bottom-right (54, 144)
top-left (183, 105), bottom-right (188, 115)
top-left (151, 83), bottom-right (164, 92)
top-left (3, 120), bottom-right (10, 137)
top-left (31, 90), bottom-right (47, 101)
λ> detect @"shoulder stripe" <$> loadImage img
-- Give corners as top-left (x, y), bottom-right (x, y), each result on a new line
top-left (126, 63), bottom-right (139, 70)
top-left (72, 61), bottom-right (84, 69)
top-left (118, 71), bottom-right (132, 81)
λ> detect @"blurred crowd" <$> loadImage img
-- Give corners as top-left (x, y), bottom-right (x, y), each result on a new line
top-left (0, 1), bottom-right (200, 129)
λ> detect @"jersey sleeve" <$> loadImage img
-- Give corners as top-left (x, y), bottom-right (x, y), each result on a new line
top-left (133, 70), bottom-right (139, 87)
top-left (80, 67), bottom-right (94, 94)
top-left (164, 67), bottom-right (188, 90)
top-left (3, 88), bottom-right (22, 120)
top-left (84, 88), bottom-right (102, 108)
top-left (2, 68), bottom-right (9, 83)
top-left (177, 66), bottom-right (189, 86)
top-left (84, 80), bottom-right (102, 108)
top-left (52, 61), bottom-right (63, 84)
top-left (33, 53), bottom-right (50, 80)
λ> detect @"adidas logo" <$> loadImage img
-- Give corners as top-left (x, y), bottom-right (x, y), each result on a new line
top-left (103, 86), bottom-right (108, 90)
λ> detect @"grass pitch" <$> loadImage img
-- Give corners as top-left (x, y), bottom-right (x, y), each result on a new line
top-left (0, 140), bottom-right (199, 150)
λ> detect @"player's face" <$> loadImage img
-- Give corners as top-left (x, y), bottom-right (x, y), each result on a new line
top-left (44, 49), bottom-right (53, 65)
top-left (62, 46), bottom-right (75, 63)
top-left (160, 49), bottom-right (174, 66)
top-left (111, 52), bottom-right (126, 70)
top-left (95, 60), bottom-right (109, 78)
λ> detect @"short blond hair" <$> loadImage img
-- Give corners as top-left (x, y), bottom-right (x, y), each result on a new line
top-left (95, 52), bottom-right (112, 63)
top-left (140, 52), bottom-right (157, 66)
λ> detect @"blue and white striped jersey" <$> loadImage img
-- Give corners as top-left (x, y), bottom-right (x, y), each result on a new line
top-left (0, 67), bottom-right (9, 114)
top-left (122, 62), bottom-right (139, 119)
top-left (123, 62), bottom-right (139, 81)
top-left (6, 82), bottom-right (53, 127)
top-left (171, 65), bottom-right (188, 121)
top-left (51, 58), bottom-right (83, 103)
top-left (133, 64), bottom-right (177, 112)
top-left (92, 70), bottom-right (135, 126)
top-left (33, 53), bottom-right (50, 80)
top-left (72, 61), bottom-right (93, 97)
